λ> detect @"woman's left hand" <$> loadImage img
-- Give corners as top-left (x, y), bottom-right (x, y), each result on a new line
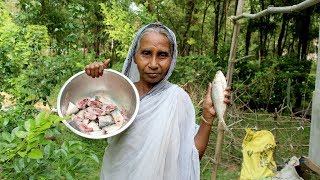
top-left (202, 83), bottom-right (231, 122)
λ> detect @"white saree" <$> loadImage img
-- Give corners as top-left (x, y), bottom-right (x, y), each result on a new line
top-left (100, 23), bottom-right (200, 180)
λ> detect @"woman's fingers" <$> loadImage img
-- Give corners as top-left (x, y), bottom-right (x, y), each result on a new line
top-left (85, 64), bottom-right (91, 76)
top-left (93, 63), bottom-right (101, 77)
top-left (224, 86), bottom-right (232, 105)
top-left (203, 83), bottom-right (215, 120)
top-left (85, 62), bottom-right (105, 78)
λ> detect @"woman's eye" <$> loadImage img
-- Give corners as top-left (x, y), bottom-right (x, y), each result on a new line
top-left (159, 52), bottom-right (168, 58)
top-left (142, 51), bottom-right (151, 55)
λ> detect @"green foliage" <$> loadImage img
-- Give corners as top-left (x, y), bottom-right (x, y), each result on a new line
top-left (7, 50), bottom-right (93, 105)
top-left (0, 3), bottom-right (26, 90)
top-left (234, 55), bottom-right (313, 110)
top-left (0, 111), bottom-right (66, 162)
top-left (171, 55), bottom-right (223, 86)
top-left (101, 1), bottom-right (156, 59)
top-left (0, 105), bottom-right (38, 133)
top-left (17, 0), bottom-right (81, 52)
top-left (0, 110), bottom-right (99, 179)
top-left (24, 25), bottom-right (50, 54)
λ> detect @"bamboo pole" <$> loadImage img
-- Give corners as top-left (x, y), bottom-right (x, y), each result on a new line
top-left (309, 24), bottom-right (320, 166)
top-left (211, 0), bottom-right (244, 179)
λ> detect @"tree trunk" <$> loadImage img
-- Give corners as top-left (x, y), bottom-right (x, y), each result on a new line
top-left (213, 0), bottom-right (221, 54)
top-left (181, 0), bottom-right (195, 56)
top-left (277, 13), bottom-right (288, 56)
top-left (40, 0), bottom-right (46, 15)
top-left (94, 11), bottom-right (104, 58)
top-left (218, 0), bottom-right (226, 34)
top-left (297, 8), bottom-right (311, 60)
top-left (200, 0), bottom-right (212, 54)
top-left (245, 1), bottom-right (254, 56)
top-left (223, 0), bottom-right (230, 42)
top-left (245, 19), bottom-right (253, 56)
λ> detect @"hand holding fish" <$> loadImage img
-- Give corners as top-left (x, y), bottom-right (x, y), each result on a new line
top-left (202, 82), bottom-right (231, 126)
top-left (85, 59), bottom-right (111, 78)
top-left (195, 81), bottom-right (231, 159)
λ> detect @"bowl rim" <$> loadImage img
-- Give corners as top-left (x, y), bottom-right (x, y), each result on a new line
top-left (57, 69), bottom-right (140, 139)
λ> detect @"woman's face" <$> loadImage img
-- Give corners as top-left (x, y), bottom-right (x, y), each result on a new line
top-left (135, 31), bottom-right (171, 87)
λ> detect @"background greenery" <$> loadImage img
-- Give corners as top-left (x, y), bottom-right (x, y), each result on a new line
top-left (0, 0), bottom-right (319, 179)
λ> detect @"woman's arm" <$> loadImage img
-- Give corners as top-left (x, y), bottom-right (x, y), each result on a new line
top-left (194, 83), bottom-right (230, 159)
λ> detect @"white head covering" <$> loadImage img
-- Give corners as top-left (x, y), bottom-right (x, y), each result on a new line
top-left (101, 23), bottom-right (200, 180)
top-left (121, 22), bottom-right (178, 98)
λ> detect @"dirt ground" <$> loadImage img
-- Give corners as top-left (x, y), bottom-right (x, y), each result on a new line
top-left (0, 92), bottom-right (51, 111)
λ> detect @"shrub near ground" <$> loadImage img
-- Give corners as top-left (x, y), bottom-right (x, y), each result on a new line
top-left (0, 105), bottom-right (102, 179)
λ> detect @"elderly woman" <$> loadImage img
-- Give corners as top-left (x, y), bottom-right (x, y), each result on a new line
top-left (85, 22), bottom-right (230, 180)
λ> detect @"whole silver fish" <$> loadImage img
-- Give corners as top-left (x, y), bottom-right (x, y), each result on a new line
top-left (211, 71), bottom-right (229, 131)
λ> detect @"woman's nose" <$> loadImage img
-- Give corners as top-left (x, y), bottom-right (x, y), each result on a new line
top-left (148, 56), bottom-right (158, 69)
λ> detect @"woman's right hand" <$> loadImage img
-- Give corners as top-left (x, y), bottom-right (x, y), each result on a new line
top-left (85, 59), bottom-right (111, 78)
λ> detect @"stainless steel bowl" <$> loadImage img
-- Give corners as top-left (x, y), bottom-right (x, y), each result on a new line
top-left (57, 69), bottom-right (140, 139)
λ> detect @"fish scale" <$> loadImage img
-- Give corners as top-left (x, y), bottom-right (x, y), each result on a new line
top-left (211, 70), bottom-right (229, 131)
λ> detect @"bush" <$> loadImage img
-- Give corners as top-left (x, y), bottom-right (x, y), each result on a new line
top-left (234, 55), bottom-right (313, 111)
top-left (0, 109), bottom-right (99, 179)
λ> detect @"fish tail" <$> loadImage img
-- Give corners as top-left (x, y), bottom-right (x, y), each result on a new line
top-left (218, 117), bottom-right (235, 139)
top-left (218, 117), bottom-right (229, 131)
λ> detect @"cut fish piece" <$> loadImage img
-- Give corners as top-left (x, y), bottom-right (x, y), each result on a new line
top-left (87, 100), bottom-right (103, 108)
top-left (84, 110), bottom-right (97, 120)
top-left (111, 109), bottom-right (125, 126)
top-left (77, 110), bottom-right (85, 119)
top-left (89, 130), bottom-right (106, 136)
top-left (82, 119), bottom-right (89, 125)
top-left (66, 102), bottom-right (79, 116)
top-left (87, 121), bottom-right (100, 131)
top-left (102, 124), bottom-right (122, 134)
top-left (98, 115), bottom-right (115, 128)
top-left (77, 98), bottom-right (89, 109)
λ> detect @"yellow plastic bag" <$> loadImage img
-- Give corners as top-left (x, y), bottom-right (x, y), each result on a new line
top-left (240, 129), bottom-right (277, 180)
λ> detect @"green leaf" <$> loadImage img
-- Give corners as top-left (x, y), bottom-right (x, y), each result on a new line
top-left (15, 131), bottom-right (28, 138)
top-left (64, 171), bottom-right (75, 180)
top-left (18, 150), bottom-right (27, 157)
top-left (35, 111), bottom-right (48, 125)
top-left (24, 119), bottom-right (35, 131)
top-left (44, 144), bottom-right (53, 157)
top-left (37, 121), bottom-right (52, 131)
top-left (28, 148), bottom-right (43, 159)
top-left (54, 149), bottom-right (68, 158)
top-left (2, 132), bottom-right (12, 142)
top-left (26, 141), bottom-right (39, 151)
top-left (90, 153), bottom-right (99, 163)
top-left (11, 127), bottom-right (20, 139)
top-left (18, 158), bottom-right (25, 169)
top-left (3, 119), bottom-right (9, 126)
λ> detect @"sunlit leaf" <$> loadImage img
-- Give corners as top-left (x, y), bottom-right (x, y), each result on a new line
top-left (28, 148), bottom-right (43, 159)
top-left (15, 131), bottom-right (28, 138)
top-left (18, 150), bottom-right (27, 157)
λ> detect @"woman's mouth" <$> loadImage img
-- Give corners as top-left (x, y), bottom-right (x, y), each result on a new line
top-left (146, 73), bottom-right (160, 78)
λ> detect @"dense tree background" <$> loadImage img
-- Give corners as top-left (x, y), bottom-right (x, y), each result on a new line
top-left (1, 0), bottom-right (319, 111)
top-left (0, 0), bottom-right (319, 178)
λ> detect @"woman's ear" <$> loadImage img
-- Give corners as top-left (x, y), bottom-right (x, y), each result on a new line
top-left (133, 55), bottom-right (137, 64)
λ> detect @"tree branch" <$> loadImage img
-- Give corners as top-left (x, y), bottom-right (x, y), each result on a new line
top-left (230, 0), bottom-right (320, 21)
